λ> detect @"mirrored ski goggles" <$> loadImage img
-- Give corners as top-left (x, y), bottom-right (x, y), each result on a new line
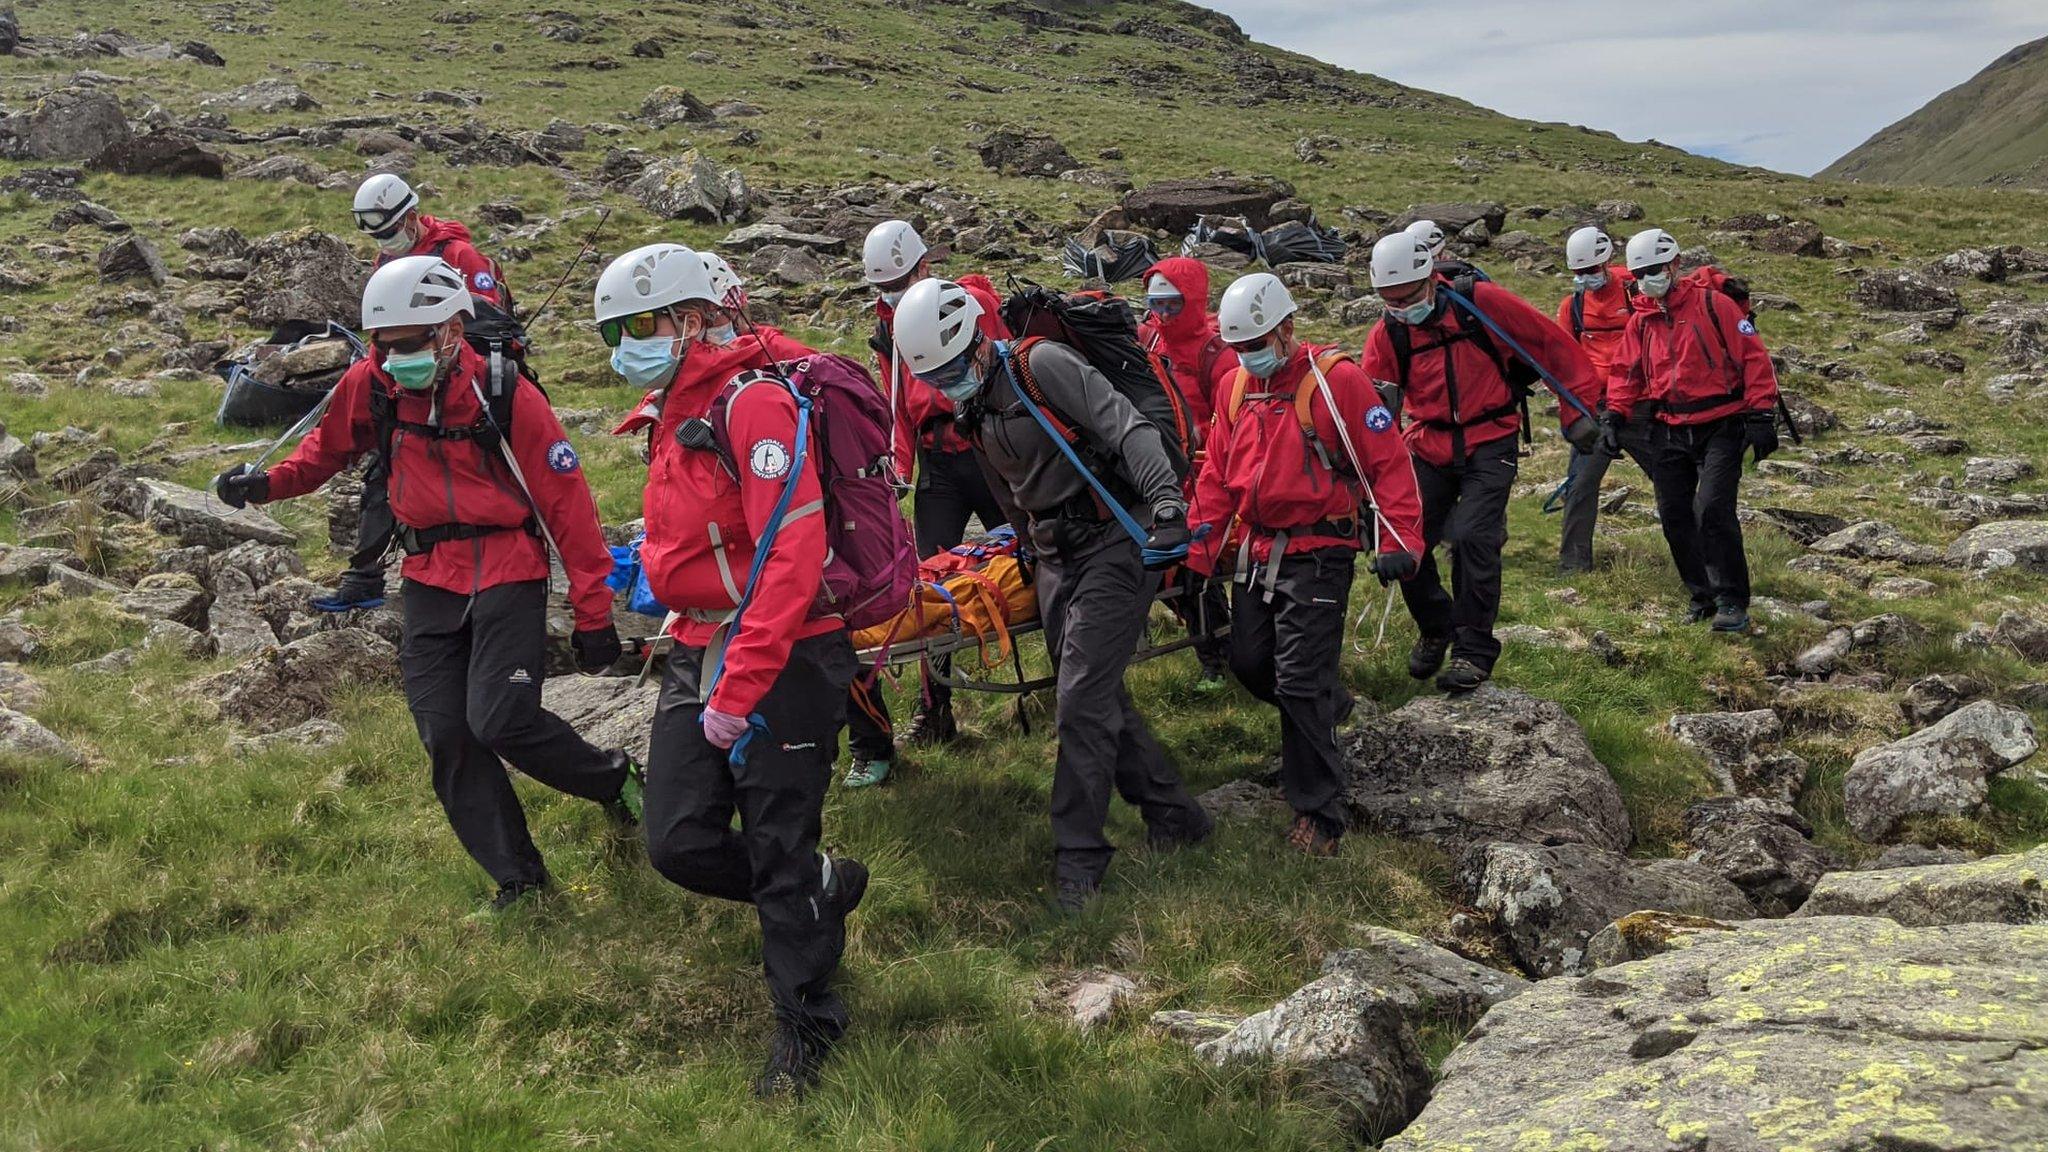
top-left (599, 309), bottom-right (668, 348)
top-left (1145, 295), bottom-right (1184, 318)
top-left (353, 208), bottom-right (408, 240)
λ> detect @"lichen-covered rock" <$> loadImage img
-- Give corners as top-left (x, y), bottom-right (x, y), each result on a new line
top-left (1946, 519), bottom-right (2048, 573)
top-left (1796, 845), bottom-right (2046, 926)
top-left (627, 151), bottom-right (753, 223)
top-left (1343, 685), bottom-right (1631, 854)
top-left (111, 478), bottom-right (295, 549)
top-left (0, 706), bottom-right (82, 765)
top-left (1322, 926), bottom-right (1528, 1024)
top-left (1682, 797), bottom-right (1831, 916)
top-left (1810, 520), bottom-right (1941, 565)
top-left (1843, 700), bottom-right (2038, 840)
top-left (1458, 841), bottom-right (1753, 976)
top-left (116, 572), bottom-right (209, 626)
top-left (540, 675), bottom-right (660, 764)
top-left (6, 86), bottom-right (131, 162)
top-left (1901, 673), bottom-right (1991, 726)
top-left (1666, 709), bottom-right (1808, 803)
top-left (199, 629), bottom-right (397, 733)
top-left (1384, 916), bottom-right (2048, 1152)
top-left (241, 228), bottom-right (365, 329)
top-left (1196, 970), bottom-right (1431, 1143)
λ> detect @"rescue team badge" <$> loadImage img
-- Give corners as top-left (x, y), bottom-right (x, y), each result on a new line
top-left (1364, 405), bottom-right (1396, 433)
top-left (546, 440), bottom-right (580, 473)
top-left (749, 438), bottom-right (791, 480)
top-left (473, 271), bottom-right (497, 292)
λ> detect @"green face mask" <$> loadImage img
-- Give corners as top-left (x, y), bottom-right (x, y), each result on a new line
top-left (382, 344), bottom-right (441, 391)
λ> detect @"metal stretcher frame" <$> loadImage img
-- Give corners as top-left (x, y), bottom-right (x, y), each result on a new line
top-left (854, 586), bottom-right (1225, 696)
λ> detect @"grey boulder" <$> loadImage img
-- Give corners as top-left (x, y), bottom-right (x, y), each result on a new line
top-left (1842, 700), bottom-right (2038, 840)
top-left (1796, 845), bottom-right (2046, 926)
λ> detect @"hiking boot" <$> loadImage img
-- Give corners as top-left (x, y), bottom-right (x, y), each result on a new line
top-left (1711, 604), bottom-right (1752, 633)
top-left (822, 852), bottom-right (869, 922)
top-left (904, 703), bottom-right (957, 748)
top-left (752, 1022), bottom-right (834, 1100)
top-left (1286, 814), bottom-right (1341, 857)
top-left (467, 874), bottom-right (549, 920)
top-left (1684, 600), bottom-right (1716, 624)
top-left (1193, 668), bottom-right (1230, 695)
top-left (1147, 807), bottom-right (1215, 852)
top-left (1053, 875), bottom-right (1100, 915)
top-left (1408, 634), bottom-right (1450, 680)
top-left (604, 752), bottom-right (644, 828)
top-left (842, 756), bottom-right (891, 790)
top-left (309, 573), bottom-right (386, 613)
top-left (1435, 658), bottom-right (1489, 694)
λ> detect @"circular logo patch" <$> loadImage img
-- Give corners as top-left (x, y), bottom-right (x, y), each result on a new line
top-left (473, 271), bottom-right (497, 292)
top-left (1737, 319), bottom-right (1757, 336)
top-left (1364, 405), bottom-right (1395, 433)
top-left (546, 439), bottom-right (579, 473)
top-left (749, 438), bottom-right (791, 480)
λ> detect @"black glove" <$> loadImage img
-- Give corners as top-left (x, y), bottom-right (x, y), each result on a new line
top-left (571, 624), bottom-right (623, 674)
top-left (1374, 380), bottom-right (1403, 420)
top-left (1564, 415), bottom-right (1600, 454)
top-left (1745, 411), bottom-right (1779, 463)
top-left (1141, 506), bottom-right (1192, 571)
top-left (213, 465), bottom-right (269, 509)
top-left (1598, 410), bottom-right (1626, 458)
top-left (1369, 550), bottom-right (1420, 586)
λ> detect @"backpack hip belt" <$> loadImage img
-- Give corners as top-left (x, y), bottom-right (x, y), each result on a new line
top-left (395, 518), bottom-right (539, 556)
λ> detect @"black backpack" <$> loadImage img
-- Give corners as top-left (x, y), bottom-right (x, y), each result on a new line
top-left (379, 240), bottom-right (536, 384)
top-left (998, 282), bottom-right (1194, 478)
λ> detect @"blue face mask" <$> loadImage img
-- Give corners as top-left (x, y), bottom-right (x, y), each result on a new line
top-left (921, 348), bottom-right (984, 402)
top-left (880, 289), bottom-right (906, 309)
top-left (610, 334), bottom-right (682, 388)
top-left (1638, 271), bottom-right (1672, 299)
top-left (1573, 271), bottom-right (1608, 292)
top-left (1237, 341), bottom-right (1284, 379)
top-left (1388, 297), bottom-right (1435, 326)
top-left (705, 323), bottom-right (737, 347)
top-left (938, 366), bottom-right (984, 403)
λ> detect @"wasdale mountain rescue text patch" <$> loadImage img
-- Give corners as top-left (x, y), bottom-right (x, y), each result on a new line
top-left (749, 438), bottom-right (792, 480)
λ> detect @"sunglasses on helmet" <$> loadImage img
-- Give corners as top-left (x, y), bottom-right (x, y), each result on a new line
top-left (599, 310), bottom-right (669, 349)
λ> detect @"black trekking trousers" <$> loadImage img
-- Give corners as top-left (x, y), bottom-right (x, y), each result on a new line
top-left (1228, 547), bottom-right (1355, 835)
top-left (645, 631), bottom-right (858, 1039)
top-left (1558, 412), bottom-right (1654, 573)
top-left (399, 579), bottom-right (629, 888)
top-left (1646, 415), bottom-right (1752, 610)
top-left (1039, 530), bottom-right (1207, 887)
top-left (342, 450), bottom-right (398, 591)
top-left (846, 444), bottom-right (1008, 759)
top-left (1399, 436), bottom-right (1519, 673)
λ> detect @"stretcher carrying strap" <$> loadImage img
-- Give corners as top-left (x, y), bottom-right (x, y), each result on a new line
top-left (1440, 286), bottom-right (1597, 427)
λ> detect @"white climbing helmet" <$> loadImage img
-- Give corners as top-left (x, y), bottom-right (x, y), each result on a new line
top-left (701, 252), bottom-right (747, 310)
top-left (1405, 218), bottom-right (1447, 258)
top-left (1565, 226), bottom-right (1614, 272)
top-left (360, 255), bottom-right (473, 330)
top-left (1216, 273), bottom-right (1297, 342)
top-left (862, 219), bottom-right (928, 285)
top-left (352, 173), bottom-right (418, 239)
top-left (592, 242), bottom-right (719, 323)
top-left (1371, 232), bottom-right (1437, 290)
top-left (894, 277), bottom-right (983, 375)
top-left (1625, 228), bottom-right (1682, 273)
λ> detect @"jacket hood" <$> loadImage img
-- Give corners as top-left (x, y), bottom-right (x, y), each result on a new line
top-left (413, 214), bottom-right (476, 249)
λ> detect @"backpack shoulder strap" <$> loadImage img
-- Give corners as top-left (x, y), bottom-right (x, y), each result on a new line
top-left (1385, 320), bottom-right (1413, 388)
top-left (1571, 291), bottom-right (1587, 339)
top-left (1224, 366), bottom-right (1253, 425)
top-left (1004, 336), bottom-right (1076, 442)
top-left (1295, 349), bottom-right (1354, 434)
top-left (1199, 333), bottom-right (1225, 389)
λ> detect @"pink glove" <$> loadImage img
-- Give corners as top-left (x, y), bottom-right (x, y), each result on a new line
top-left (700, 706), bottom-right (751, 749)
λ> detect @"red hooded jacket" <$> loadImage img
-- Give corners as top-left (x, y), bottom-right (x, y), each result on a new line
top-left (266, 342), bottom-right (612, 629)
top-left (1606, 277), bottom-right (1779, 427)
top-left (623, 327), bottom-right (840, 718)
top-left (1556, 264), bottom-right (1636, 398)
top-left (1361, 278), bottom-right (1597, 469)
top-left (377, 215), bottom-right (508, 308)
top-left (1137, 256), bottom-right (1239, 431)
top-left (875, 274), bottom-right (1010, 475)
top-left (1187, 343), bottom-right (1423, 575)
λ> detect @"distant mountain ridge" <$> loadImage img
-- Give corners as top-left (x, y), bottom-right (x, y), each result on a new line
top-left (1822, 35), bottom-right (2048, 188)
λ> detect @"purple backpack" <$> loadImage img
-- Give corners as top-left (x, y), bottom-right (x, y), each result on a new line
top-left (712, 354), bottom-right (915, 631)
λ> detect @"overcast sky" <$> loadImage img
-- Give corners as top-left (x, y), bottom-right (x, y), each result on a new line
top-left (1206, 1), bottom-right (2048, 175)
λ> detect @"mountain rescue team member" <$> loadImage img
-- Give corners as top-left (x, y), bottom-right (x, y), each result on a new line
top-left (1138, 256), bottom-right (1239, 688)
top-left (893, 278), bottom-right (1211, 913)
top-left (596, 243), bottom-right (866, 1099)
top-left (1555, 226), bottom-right (1652, 574)
top-left (315, 174), bottom-right (519, 614)
top-left (1364, 232), bottom-right (1600, 692)
top-left (840, 219), bottom-right (1014, 788)
top-left (1603, 228), bottom-right (1782, 634)
top-left (214, 257), bottom-right (639, 915)
top-left (1187, 274), bottom-right (1423, 857)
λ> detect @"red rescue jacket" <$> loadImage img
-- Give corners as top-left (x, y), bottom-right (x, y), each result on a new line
top-left (875, 274), bottom-right (1010, 474)
top-left (377, 215), bottom-right (508, 308)
top-left (1187, 343), bottom-right (1424, 575)
top-left (1556, 264), bottom-right (1636, 398)
top-left (1137, 256), bottom-right (1238, 432)
top-left (631, 328), bottom-right (841, 717)
top-left (266, 343), bottom-right (612, 629)
top-left (1361, 278), bottom-right (1597, 469)
top-left (1606, 277), bottom-right (1780, 427)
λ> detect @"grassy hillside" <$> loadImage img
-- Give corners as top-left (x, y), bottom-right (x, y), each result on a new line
top-left (4, 1), bottom-right (2048, 1149)
top-left (1822, 34), bottom-right (2048, 188)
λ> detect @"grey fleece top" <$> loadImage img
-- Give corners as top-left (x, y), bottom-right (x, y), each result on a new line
top-left (967, 340), bottom-right (1185, 524)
